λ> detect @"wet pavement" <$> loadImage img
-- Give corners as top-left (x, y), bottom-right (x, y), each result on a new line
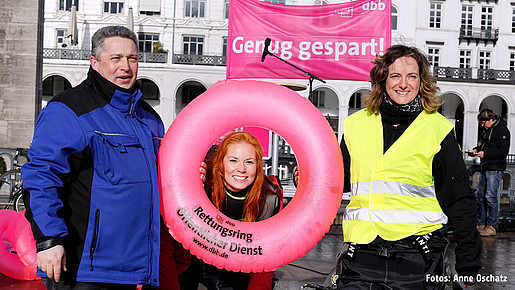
top-left (274, 228), bottom-right (515, 290)
top-left (2, 227), bottom-right (514, 290)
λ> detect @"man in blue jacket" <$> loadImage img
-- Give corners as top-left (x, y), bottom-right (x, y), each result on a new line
top-left (22, 26), bottom-right (164, 289)
top-left (470, 108), bottom-right (510, 237)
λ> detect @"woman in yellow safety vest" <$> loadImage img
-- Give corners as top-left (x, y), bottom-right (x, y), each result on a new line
top-left (337, 45), bottom-right (482, 289)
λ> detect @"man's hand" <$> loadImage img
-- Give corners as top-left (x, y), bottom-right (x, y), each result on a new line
top-left (200, 162), bottom-right (207, 183)
top-left (468, 149), bottom-right (484, 158)
top-left (37, 245), bottom-right (67, 282)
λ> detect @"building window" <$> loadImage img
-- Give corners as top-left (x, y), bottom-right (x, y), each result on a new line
top-left (265, 0), bottom-right (286, 4)
top-left (104, 1), bottom-right (124, 14)
top-left (140, 11), bottom-right (160, 16)
top-left (313, 0), bottom-right (329, 4)
top-left (427, 47), bottom-right (440, 67)
top-left (224, 0), bottom-right (229, 19)
top-left (59, 0), bottom-right (79, 11)
top-left (481, 6), bottom-right (493, 31)
top-left (349, 92), bottom-right (362, 109)
top-left (43, 76), bottom-right (72, 98)
top-left (309, 90), bottom-right (325, 107)
top-left (479, 51), bottom-right (491, 70)
top-left (57, 29), bottom-right (67, 47)
top-left (138, 33), bottom-right (160, 53)
top-left (181, 84), bottom-right (205, 105)
top-left (139, 0), bottom-right (160, 15)
top-left (222, 37), bottom-right (228, 57)
top-left (461, 5), bottom-right (473, 37)
top-left (510, 52), bottom-right (515, 71)
top-left (278, 164), bottom-right (289, 180)
top-left (185, 0), bottom-right (205, 18)
top-left (459, 50), bottom-right (471, 68)
top-left (278, 137), bottom-right (291, 155)
top-left (183, 36), bottom-right (204, 55)
top-left (391, 6), bottom-right (398, 31)
top-left (512, 7), bottom-right (515, 33)
top-left (429, 2), bottom-right (442, 28)
top-left (138, 79), bottom-right (160, 100)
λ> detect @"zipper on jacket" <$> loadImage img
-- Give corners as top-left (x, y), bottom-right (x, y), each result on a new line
top-left (126, 95), bottom-right (157, 284)
top-left (130, 111), bottom-right (155, 283)
top-left (129, 94), bottom-right (136, 115)
top-left (141, 133), bottom-right (154, 283)
top-left (89, 209), bottom-right (100, 271)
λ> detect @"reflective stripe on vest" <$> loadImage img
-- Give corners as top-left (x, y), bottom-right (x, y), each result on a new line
top-left (343, 109), bottom-right (453, 244)
top-left (351, 180), bottom-right (437, 198)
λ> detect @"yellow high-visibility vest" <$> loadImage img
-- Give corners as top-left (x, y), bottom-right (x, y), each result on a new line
top-left (343, 109), bottom-right (453, 244)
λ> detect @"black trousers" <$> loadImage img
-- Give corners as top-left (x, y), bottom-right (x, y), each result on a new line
top-left (337, 233), bottom-right (448, 290)
top-left (42, 278), bottom-right (137, 290)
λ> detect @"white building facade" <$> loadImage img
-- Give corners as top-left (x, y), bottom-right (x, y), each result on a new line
top-left (42, 0), bottom-right (515, 153)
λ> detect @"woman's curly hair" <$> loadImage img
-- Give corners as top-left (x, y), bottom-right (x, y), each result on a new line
top-left (364, 45), bottom-right (443, 114)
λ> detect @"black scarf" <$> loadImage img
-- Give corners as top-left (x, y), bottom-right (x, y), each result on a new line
top-left (380, 95), bottom-right (423, 152)
top-left (88, 66), bottom-right (139, 101)
top-left (381, 94), bottom-right (422, 125)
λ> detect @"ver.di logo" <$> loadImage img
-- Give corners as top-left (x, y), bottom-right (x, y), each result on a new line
top-left (335, 8), bottom-right (353, 18)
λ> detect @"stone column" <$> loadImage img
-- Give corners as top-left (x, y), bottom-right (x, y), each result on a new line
top-left (463, 110), bottom-right (479, 156)
top-left (509, 112), bottom-right (515, 154)
top-left (0, 0), bottom-right (42, 148)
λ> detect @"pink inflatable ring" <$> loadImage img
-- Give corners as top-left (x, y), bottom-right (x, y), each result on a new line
top-left (159, 79), bottom-right (344, 272)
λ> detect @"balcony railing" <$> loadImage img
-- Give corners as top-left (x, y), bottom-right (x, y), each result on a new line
top-left (459, 27), bottom-right (499, 45)
top-left (460, 0), bottom-right (498, 3)
top-left (43, 48), bottom-right (168, 63)
top-left (433, 67), bottom-right (472, 79)
top-left (139, 52), bottom-right (168, 63)
top-left (43, 48), bottom-right (91, 60)
top-left (172, 54), bottom-right (226, 66)
top-left (433, 66), bottom-right (515, 83)
top-left (477, 69), bottom-right (515, 81)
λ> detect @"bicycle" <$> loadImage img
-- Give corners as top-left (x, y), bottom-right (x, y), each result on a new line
top-left (0, 148), bottom-right (29, 212)
top-left (0, 168), bottom-right (24, 212)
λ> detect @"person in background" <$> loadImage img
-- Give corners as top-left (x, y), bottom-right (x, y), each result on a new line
top-left (469, 108), bottom-right (510, 237)
top-left (22, 26), bottom-right (163, 289)
top-left (336, 45), bottom-right (482, 289)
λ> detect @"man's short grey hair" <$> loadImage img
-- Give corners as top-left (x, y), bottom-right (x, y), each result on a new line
top-left (91, 26), bottom-right (138, 59)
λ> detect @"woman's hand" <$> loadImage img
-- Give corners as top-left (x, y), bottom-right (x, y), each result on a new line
top-left (200, 162), bottom-right (207, 183)
top-left (293, 167), bottom-right (299, 188)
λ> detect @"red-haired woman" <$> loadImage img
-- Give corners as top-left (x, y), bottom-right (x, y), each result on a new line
top-left (201, 131), bottom-right (282, 290)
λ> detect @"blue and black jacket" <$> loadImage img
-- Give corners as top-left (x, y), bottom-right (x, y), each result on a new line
top-left (22, 67), bottom-right (164, 286)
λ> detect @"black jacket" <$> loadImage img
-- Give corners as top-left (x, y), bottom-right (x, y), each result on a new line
top-left (474, 117), bottom-right (510, 171)
top-left (341, 101), bottom-right (482, 277)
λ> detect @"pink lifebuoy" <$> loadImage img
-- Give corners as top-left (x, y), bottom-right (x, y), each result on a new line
top-left (8, 210), bottom-right (37, 270)
top-left (0, 210), bottom-right (37, 280)
top-left (159, 80), bottom-right (344, 272)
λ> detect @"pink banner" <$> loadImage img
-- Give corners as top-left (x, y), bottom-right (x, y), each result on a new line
top-left (242, 127), bottom-right (272, 159)
top-left (227, 0), bottom-right (391, 81)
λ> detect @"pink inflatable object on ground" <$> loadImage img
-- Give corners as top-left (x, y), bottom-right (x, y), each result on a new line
top-left (8, 210), bottom-right (37, 269)
top-left (0, 210), bottom-right (37, 280)
top-left (159, 79), bottom-right (344, 273)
